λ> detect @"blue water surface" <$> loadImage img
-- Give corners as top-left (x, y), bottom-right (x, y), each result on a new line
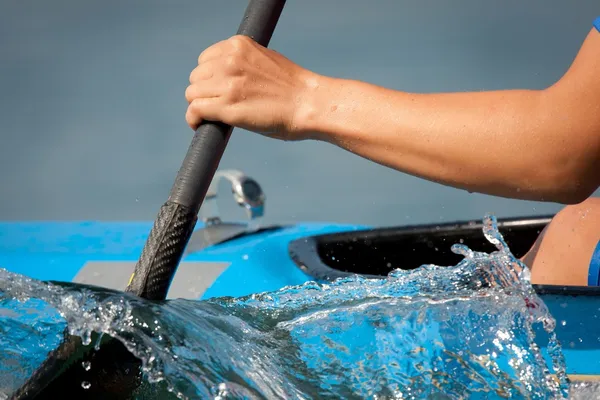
top-left (0, 216), bottom-right (595, 399)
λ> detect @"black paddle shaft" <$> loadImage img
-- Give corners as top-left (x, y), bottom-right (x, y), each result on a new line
top-left (126, 0), bottom-right (287, 300)
top-left (9, 2), bottom-right (287, 399)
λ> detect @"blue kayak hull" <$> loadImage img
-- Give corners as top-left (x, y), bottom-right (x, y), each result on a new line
top-left (0, 221), bottom-right (362, 299)
top-left (1, 219), bottom-right (599, 381)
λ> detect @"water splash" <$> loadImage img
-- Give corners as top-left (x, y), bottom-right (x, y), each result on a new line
top-left (0, 214), bottom-right (592, 399)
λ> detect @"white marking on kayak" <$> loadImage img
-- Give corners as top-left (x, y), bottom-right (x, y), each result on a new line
top-left (73, 261), bottom-right (230, 299)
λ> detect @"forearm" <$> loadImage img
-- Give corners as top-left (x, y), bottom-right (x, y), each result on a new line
top-left (298, 75), bottom-right (599, 203)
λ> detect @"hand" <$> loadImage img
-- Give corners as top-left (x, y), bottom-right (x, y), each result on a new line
top-left (185, 35), bottom-right (317, 140)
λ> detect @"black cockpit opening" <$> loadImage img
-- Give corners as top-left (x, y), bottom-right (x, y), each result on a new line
top-left (288, 216), bottom-right (552, 281)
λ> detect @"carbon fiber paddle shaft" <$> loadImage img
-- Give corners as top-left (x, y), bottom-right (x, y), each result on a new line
top-left (10, 1), bottom-right (287, 398)
top-left (126, 0), bottom-right (287, 300)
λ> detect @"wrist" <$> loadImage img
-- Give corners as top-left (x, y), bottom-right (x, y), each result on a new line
top-left (293, 73), bottom-right (342, 142)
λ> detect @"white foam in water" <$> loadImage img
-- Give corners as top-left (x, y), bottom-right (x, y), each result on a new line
top-left (0, 214), bottom-right (597, 399)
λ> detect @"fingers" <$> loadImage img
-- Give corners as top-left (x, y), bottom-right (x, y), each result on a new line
top-left (194, 35), bottom-right (254, 70)
top-left (185, 98), bottom-right (207, 130)
top-left (184, 80), bottom-right (220, 103)
top-left (188, 55), bottom-right (245, 84)
top-left (185, 35), bottom-right (259, 130)
top-left (189, 36), bottom-right (252, 84)
top-left (189, 40), bottom-right (226, 84)
top-left (196, 39), bottom-right (226, 64)
top-left (188, 64), bottom-right (213, 84)
top-left (185, 98), bottom-right (225, 130)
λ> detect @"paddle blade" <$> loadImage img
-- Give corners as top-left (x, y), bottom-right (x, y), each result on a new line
top-left (9, 332), bottom-right (142, 400)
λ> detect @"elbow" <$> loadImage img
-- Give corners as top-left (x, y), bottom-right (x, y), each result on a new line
top-left (553, 186), bottom-right (595, 205)
top-left (538, 162), bottom-right (598, 205)
top-left (535, 71), bottom-right (600, 203)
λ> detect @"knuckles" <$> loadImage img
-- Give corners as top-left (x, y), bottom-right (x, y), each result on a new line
top-left (223, 55), bottom-right (241, 74)
top-left (224, 76), bottom-right (245, 102)
top-left (196, 35), bottom-right (250, 65)
top-left (188, 35), bottom-right (254, 105)
top-left (195, 35), bottom-right (256, 76)
top-left (228, 35), bottom-right (251, 52)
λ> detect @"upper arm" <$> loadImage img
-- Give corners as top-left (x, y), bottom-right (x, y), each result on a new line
top-left (542, 21), bottom-right (600, 197)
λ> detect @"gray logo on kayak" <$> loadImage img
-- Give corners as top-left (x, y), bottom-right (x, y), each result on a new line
top-left (73, 261), bottom-right (230, 299)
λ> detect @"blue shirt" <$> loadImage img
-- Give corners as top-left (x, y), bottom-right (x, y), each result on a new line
top-left (595, 16), bottom-right (600, 32)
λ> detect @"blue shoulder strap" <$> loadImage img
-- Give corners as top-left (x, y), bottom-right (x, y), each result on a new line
top-left (582, 18), bottom-right (600, 285)
top-left (588, 241), bottom-right (600, 286)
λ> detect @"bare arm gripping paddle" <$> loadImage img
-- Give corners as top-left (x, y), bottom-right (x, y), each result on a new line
top-left (126, 0), bottom-right (287, 300)
top-left (9, 1), bottom-right (287, 398)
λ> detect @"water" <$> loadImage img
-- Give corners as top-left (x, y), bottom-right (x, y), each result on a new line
top-left (0, 215), bottom-right (597, 399)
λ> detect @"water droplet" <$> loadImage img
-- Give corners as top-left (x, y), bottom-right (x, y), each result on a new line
top-left (242, 254), bottom-right (249, 260)
top-left (82, 361), bottom-right (91, 371)
top-left (81, 381), bottom-right (91, 390)
top-left (81, 331), bottom-right (92, 346)
top-left (94, 332), bottom-right (104, 350)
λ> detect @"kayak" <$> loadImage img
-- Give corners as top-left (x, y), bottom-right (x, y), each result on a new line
top-left (1, 169), bottom-right (599, 385)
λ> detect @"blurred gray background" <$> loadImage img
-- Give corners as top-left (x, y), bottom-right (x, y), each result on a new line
top-left (1, 0), bottom-right (598, 226)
